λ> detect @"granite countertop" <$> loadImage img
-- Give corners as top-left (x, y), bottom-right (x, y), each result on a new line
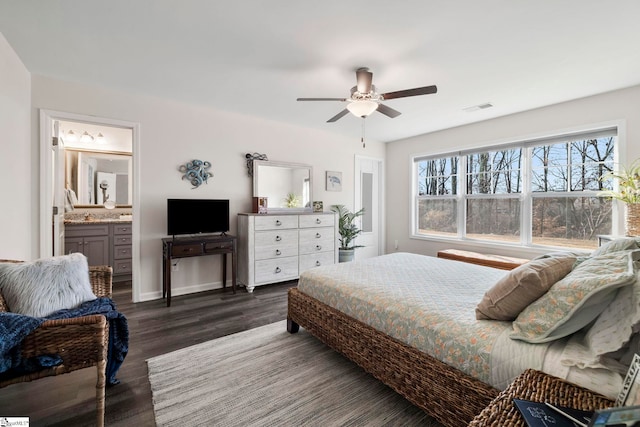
top-left (64, 218), bottom-right (132, 224)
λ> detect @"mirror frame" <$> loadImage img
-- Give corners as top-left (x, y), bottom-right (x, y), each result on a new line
top-left (252, 160), bottom-right (313, 212)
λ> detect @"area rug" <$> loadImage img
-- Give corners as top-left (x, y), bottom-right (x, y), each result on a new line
top-left (147, 320), bottom-right (443, 426)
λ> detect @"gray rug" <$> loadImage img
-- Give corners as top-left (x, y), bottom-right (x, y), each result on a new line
top-left (147, 320), bottom-right (443, 426)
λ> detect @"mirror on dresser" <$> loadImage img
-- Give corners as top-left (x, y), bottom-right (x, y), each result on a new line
top-left (253, 160), bottom-right (312, 212)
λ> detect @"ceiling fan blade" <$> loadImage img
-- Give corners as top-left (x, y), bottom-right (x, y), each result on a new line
top-left (381, 85), bottom-right (438, 100)
top-left (327, 109), bottom-right (349, 123)
top-left (297, 97), bottom-right (347, 101)
top-left (376, 103), bottom-right (402, 118)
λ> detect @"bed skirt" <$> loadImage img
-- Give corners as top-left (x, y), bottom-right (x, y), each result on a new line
top-left (287, 287), bottom-right (500, 427)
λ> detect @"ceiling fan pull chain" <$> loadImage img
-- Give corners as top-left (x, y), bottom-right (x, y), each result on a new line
top-left (361, 117), bottom-right (366, 148)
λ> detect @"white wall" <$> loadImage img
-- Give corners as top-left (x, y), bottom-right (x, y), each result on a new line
top-left (386, 85), bottom-right (640, 260)
top-left (0, 33), bottom-right (32, 260)
top-left (31, 75), bottom-right (385, 301)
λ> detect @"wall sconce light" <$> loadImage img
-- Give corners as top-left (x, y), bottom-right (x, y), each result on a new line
top-left (95, 132), bottom-right (106, 144)
top-left (80, 131), bottom-right (94, 143)
top-left (66, 130), bottom-right (78, 142)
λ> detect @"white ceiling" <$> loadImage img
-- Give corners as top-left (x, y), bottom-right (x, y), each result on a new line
top-left (2, 1), bottom-right (640, 143)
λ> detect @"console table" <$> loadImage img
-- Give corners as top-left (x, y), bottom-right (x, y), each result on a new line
top-left (162, 234), bottom-right (237, 307)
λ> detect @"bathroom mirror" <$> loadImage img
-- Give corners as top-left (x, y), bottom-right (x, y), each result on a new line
top-left (65, 149), bottom-right (133, 208)
top-left (253, 160), bottom-right (312, 212)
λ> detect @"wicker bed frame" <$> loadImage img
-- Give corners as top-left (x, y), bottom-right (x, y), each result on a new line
top-left (287, 287), bottom-right (501, 427)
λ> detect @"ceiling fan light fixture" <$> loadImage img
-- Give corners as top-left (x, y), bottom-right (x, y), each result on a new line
top-left (347, 100), bottom-right (378, 118)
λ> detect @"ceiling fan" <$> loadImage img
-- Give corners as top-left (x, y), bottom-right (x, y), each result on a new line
top-left (297, 67), bottom-right (437, 123)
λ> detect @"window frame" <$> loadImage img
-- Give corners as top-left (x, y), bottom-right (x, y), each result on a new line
top-left (411, 126), bottom-right (621, 250)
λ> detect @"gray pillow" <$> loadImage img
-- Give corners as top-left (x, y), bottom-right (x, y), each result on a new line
top-left (0, 253), bottom-right (97, 317)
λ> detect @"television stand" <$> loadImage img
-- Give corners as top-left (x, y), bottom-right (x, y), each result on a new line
top-left (162, 234), bottom-right (237, 307)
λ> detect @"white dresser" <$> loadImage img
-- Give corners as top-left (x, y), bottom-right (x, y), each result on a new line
top-left (237, 212), bottom-right (338, 292)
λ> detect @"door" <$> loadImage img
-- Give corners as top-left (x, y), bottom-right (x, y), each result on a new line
top-left (52, 120), bottom-right (65, 256)
top-left (354, 156), bottom-right (384, 260)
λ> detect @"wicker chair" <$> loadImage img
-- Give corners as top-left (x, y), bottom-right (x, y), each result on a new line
top-left (0, 262), bottom-right (113, 427)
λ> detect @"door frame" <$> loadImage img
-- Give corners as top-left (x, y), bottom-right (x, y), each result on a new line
top-left (40, 109), bottom-right (141, 302)
top-left (354, 155), bottom-right (385, 257)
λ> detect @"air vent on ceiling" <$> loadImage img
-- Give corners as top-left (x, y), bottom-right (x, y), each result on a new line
top-left (463, 103), bottom-right (493, 112)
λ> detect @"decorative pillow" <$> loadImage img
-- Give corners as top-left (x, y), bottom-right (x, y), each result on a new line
top-left (475, 255), bottom-right (576, 321)
top-left (0, 253), bottom-right (96, 317)
top-left (510, 250), bottom-right (638, 344)
top-left (591, 237), bottom-right (640, 257)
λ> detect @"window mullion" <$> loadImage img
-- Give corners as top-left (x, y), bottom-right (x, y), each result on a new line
top-left (458, 155), bottom-right (467, 239)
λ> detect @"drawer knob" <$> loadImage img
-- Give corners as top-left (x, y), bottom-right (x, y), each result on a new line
top-left (315, 261), bottom-right (321, 266)
top-left (275, 220), bottom-right (282, 226)
top-left (316, 245), bottom-right (322, 251)
top-left (275, 249), bottom-right (281, 256)
top-left (275, 267), bottom-right (281, 273)
top-left (316, 218), bottom-right (321, 224)
top-left (316, 233), bottom-right (321, 238)
top-left (275, 235), bottom-right (282, 241)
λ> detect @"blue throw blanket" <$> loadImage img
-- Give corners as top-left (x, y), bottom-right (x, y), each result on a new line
top-left (0, 297), bottom-right (128, 385)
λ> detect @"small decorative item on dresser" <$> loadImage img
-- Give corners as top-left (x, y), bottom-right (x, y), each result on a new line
top-left (313, 201), bottom-right (323, 212)
top-left (252, 197), bottom-right (268, 214)
top-left (599, 159), bottom-right (640, 236)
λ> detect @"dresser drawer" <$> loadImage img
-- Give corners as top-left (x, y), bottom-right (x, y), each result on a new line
top-left (299, 214), bottom-right (335, 228)
top-left (114, 245), bottom-right (132, 260)
top-left (298, 227), bottom-right (335, 254)
top-left (299, 252), bottom-right (335, 272)
top-left (254, 215), bottom-right (298, 230)
top-left (171, 243), bottom-right (204, 257)
top-left (113, 259), bottom-right (132, 275)
top-left (254, 230), bottom-right (298, 260)
top-left (255, 257), bottom-right (298, 284)
top-left (113, 224), bottom-right (132, 235)
top-left (113, 235), bottom-right (132, 245)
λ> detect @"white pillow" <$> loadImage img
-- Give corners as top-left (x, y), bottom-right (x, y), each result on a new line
top-left (0, 253), bottom-right (97, 317)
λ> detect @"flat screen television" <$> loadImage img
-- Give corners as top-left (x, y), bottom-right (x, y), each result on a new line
top-left (167, 199), bottom-right (230, 236)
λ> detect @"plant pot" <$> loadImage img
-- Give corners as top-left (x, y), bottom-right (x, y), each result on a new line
top-left (338, 249), bottom-right (355, 263)
top-left (626, 203), bottom-right (640, 236)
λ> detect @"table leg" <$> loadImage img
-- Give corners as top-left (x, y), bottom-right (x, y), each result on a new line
top-left (222, 253), bottom-right (228, 290)
top-left (231, 241), bottom-right (237, 294)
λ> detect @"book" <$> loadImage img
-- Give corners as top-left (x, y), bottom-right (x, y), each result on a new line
top-left (513, 399), bottom-right (593, 427)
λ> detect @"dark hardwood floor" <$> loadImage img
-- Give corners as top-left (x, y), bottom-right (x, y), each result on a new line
top-left (0, 280), bottom-right (297, 426)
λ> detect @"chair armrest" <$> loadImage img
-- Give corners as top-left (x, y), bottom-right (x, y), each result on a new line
top-left (89, 266), bottom-right (113, 298)
top-left (21, 315), bottom-right (109, 362)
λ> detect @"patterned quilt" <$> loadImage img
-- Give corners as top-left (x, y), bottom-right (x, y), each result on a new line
top-left (298, 252), bottom-right (550, 387)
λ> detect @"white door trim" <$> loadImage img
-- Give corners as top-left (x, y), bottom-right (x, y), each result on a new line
top-left (40, 109), bottom-right (142, 302)
top-left (354, 155), bottom-right (385, 257)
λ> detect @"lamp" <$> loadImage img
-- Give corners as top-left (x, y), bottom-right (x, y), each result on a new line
top-left (80, 131), bottom-right (94, 143)
top-left (346, 100), bottom-right (378, 118)
top-left (95, 132), bottom-right (106, 144)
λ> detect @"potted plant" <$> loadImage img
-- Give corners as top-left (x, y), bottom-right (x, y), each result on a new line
top-left (331, 204), bottom-right (365, 262)
top-left (600, 159), bottom-right (640, 236)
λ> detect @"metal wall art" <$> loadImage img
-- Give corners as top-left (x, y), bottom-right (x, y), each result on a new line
top-left (179, 159), bottom-right (213, 188)
top-left (245, 152), bottom-right (268, 176)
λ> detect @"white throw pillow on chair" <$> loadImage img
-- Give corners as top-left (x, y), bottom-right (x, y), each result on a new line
top-left (0, 253), bottom-right (97, 317)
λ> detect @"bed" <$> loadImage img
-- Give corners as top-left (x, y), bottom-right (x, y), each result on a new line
top-left (287, 243), bottom-right (640, 427)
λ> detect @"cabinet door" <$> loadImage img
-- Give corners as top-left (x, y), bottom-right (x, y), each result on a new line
top-left (64, 237), bottom-right (84, 256)
top-left (83, 236), bottom-right (110, 266)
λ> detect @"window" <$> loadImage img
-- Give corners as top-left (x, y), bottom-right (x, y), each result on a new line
top-left (413, 128), bottom-right (617, 249)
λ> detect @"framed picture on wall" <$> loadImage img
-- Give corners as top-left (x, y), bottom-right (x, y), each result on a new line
top-left (326, 171), bottom-right (342, 192)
